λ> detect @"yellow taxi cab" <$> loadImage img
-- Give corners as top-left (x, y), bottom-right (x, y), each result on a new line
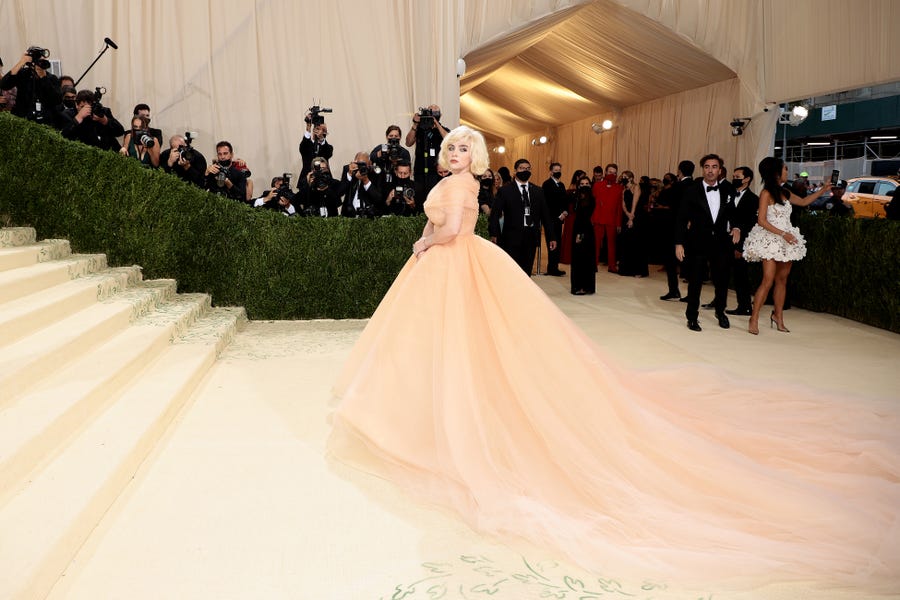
top-left (843, 176), bottom-right (899, 218)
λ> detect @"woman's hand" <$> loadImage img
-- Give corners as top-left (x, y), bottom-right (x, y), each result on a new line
top-left (413, 238), bottom-right (428, 257)
top-left (783, 231), bottom-right (798, 245)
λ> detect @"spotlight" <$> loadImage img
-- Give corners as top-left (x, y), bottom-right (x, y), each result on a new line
top-left (779, 104), bottom-right (809, 126)
top-left (729, 117), bottom-right (751, 137)
top-left (539, 135), bottom-right (548, 144)
top-left (591, 120), bottom-right (614, 134)
top-left (602, 119), bottom-right (613, 130)
top-left (496, 145), bottom-right (506, 154)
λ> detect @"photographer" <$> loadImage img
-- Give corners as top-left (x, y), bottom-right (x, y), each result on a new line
top-left (0, 57), bottom-right (15, 112)
top-left (61, 89), bottom-right (125, 151)
top-left (370, 125), bottom-right (412, 188)
top-left (205, 140), bottom-right (248, 202)
top-left (160, 134), bottom-right (207, 187)
top-left (404, 104), bottom-right (449, 199)
top-left (382, 160), bottom-right (419, 216)
top-left (299, 107), bottom-right (333, 180)
top-left (118, 115), bottom-right (160, 168)
top-left (129, 104), bottom-right (164, 147)
top-left (341, 152), bottom-right (383, 218)
top-left (296, 157), bottom-right (341, 217)
top-left (1, 47), bottom-right (61, 125)
top-left (253, 175), bottom-right (296, 216)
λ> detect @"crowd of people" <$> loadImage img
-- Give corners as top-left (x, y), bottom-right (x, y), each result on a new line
top-left (2, 46), bottom-right (883, 336)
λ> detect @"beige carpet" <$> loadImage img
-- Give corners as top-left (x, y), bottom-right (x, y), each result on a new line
top-left (48, 270), bottom-right (900, 600)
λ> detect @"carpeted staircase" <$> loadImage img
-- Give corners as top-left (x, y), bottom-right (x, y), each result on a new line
top-left (0, 227), bottom-right (246, 599)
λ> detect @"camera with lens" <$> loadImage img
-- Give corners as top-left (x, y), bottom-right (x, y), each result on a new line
top-left (417, 107), bottom-right (439, 131)
top-left (179, 131), bottom-right (198, 163)
top-left (91, 86), bottom-right (108, 118)
top-left (355, 161), bottom-right (370, 178)
top-left (274, 173), bottom-right (293, 199)
top-left (312, 163), bottom-right (330, 188)
top-left (25, 46), bottom-right (51, 70)
top-left (135, 129), bottom-right (156, 148)
top-left (215, 163), bottom-right (230, 187)
top-left (306, 104), bottom-right (333, 127)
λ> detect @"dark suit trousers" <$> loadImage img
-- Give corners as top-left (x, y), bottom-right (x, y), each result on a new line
top-left (732, 254), bottom-right (751, 309)
top-left (546, 218), bottom-right (563, 272)
top-left (685, 246), bottom-right (730, 321)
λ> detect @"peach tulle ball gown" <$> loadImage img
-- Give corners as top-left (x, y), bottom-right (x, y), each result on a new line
top-left (329, 172), bottom-right (899, 592)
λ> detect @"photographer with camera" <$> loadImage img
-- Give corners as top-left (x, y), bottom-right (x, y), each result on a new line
top-left (295, 157), bottom-right (341, 217)
top-left (205, 140), bottom-right (248, 202)
top-left (0, 56), bottom-right (17, 113)
top-left (252, 175), bottom-right (297, 216)
top-left (382, 160), bottom-right (419, 217)
top-left (341, 152), bottom-right (383, 218)
top-left (61, 88), bottom-right (125, 151)
top-left (118, 115), bottom-right (160, 168)
top-left (129, 104), bottom-right (164, 147)
top-left (1, 46), bottom-right (61, 125)
top-left (160, 133), bottom-right (207, 187)
top-left (405, 104), bottom-right (449, 199)
top-left (370, 125), bottom-right (412, 188)
top-left (299, 106), bottom-right (334, 181)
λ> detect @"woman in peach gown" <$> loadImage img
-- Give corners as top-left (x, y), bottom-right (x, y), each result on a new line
top-left (329, 126), bottom-right (900, 593)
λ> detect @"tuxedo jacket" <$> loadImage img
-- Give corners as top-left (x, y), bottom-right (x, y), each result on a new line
top-left (541, 177), bottom-right (569, 218)
top-left (675, 180), bottom-right (736, 255)
top-left (731, 188), bottom-right (759, 250)
top-left (299, 136), bottom-right (334, 179)
top-left (489, 181), bottom-right (555, 249)
top-left (341, 179), bottom-right (383, 217)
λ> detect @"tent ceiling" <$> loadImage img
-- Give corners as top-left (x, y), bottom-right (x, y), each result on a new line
top-left (460, 0), bottom-right (736, 140)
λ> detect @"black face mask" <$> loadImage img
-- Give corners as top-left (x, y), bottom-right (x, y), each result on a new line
top-left (732, 178), bottom-right (743, 188)
top-left (551, 172), bottom-right (562, 180)
top-left (480, 178), bottom-right (493, 189)
top-left (516, 171), bottom-right (532, 182)
top-left (579, 184), bottom-right (592, 192)
top-left (63, 98), bottom-right (75, 109)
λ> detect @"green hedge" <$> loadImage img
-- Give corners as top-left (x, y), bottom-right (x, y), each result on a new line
top-left (1, 113), bottom-right (898, 329)
top-left (788, 212), bottom-right (900, 332)
top-left (0, 113), bottom-right (492, 319)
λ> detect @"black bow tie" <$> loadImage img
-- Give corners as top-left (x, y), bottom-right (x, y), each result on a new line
top-left (706, 185), bottom-right (718, 192)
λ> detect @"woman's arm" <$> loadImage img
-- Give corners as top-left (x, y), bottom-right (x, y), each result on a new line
top-left (414, 209), bottom-right (462, 257)
top-left (789, 182), bottom-right (832, 207)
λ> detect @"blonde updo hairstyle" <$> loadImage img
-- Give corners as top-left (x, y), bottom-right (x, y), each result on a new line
top-left (438, 125), bottom-right (490, 176)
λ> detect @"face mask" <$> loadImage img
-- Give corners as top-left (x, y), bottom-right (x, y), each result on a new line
top-left (63, 98), bottom-right (75, 109)
top-left (552, 172), bottom-right (562, 180)
top-left (579, 184), bottom-right (592, 192)
top-left (732, 178), bottom-right (743, 188)
top-left (480, 178), bottom-right (493, 189)
top-left (516, 171), bottom-right (532, 182)
top-left (605, 173), bottom-right (617, 183)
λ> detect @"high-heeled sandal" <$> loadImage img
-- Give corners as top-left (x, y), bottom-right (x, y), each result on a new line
top-left (770, 311), bottom-right (790, 333)
top-left (748, 321), bottom-right (759, 335)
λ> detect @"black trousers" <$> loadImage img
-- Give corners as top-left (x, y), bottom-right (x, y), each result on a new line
top-left (732, 253), bottom-right (752, 309)
top-left (684, 246), bottom-right (731, 321)
top-left (545, 218), bottom-right (563, 273)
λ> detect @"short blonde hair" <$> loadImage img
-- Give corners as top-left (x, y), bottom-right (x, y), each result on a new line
top-left (438, 125), bottom-right (489, 176)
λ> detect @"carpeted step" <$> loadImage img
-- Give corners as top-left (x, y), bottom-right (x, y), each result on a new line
top-left (0, 307), bottom-right (246, 600)
top-left (0, 288), bottom-right (211, 503)
top-left (0, 253), bottom-right (107, 306)
top-left (0, 279), bottom-right (181, 404)
top-left (0, 239), bottom-right (70, 273)
top-left (0, 266), bottom-right (143, 349)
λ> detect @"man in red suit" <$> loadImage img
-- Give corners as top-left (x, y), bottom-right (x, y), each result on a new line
top-left (591, 163), bottom-right (623, 272)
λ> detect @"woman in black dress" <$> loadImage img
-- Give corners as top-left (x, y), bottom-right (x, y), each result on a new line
top-left (570, 174), bottom-right (597, 295)
top-left (618, 171), bottom-right (649, 277)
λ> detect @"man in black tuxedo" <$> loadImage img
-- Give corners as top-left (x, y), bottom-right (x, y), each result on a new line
top-left (299, 113), bottom-right (333, 181)
top-left (541, 162), bottom-right (568, 276)
top-left (489, 158), bottom-right (557, 275)
top-left (675, 153), bottom-right (741, 331)
top-left (726, 166), bottom-right (758, 316)
top-left (659, 160), bottom-right (694, 301)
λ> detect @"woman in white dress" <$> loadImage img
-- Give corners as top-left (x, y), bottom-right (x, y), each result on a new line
top-left (744, 157), bottom-right (832, 334)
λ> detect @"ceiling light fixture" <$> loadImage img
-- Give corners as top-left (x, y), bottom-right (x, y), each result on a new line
top-left (591, 120), bottom-right (614, 134)
top-left (779, 104), bottom-right (809, 126)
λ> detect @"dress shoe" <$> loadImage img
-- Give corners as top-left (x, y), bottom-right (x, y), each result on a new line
top-left (679, 297), bottom-right (689, 303)
top-left (546, 269), bottom-right (566, 277)
top-left (716, 312), bottom-right (730, 329)
top-left (686, 319), bottom-right (702, 332)
top-left (701, 302), bottom-right (714, 310)
top-left (659, 292), bottom-right (681, 301)
top-left (725, 307), bottom-right (752, 316)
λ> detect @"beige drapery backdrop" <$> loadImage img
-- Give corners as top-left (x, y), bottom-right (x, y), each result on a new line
top-left (3, 0), bottom-right (899, 191)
